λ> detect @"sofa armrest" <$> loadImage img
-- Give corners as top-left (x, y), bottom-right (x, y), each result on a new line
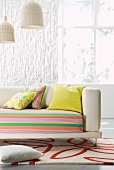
top-left (82, 87), bottom-right (101, 132)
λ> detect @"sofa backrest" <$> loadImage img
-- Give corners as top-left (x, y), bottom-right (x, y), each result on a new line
top-left (0, 86), bottom-right (54, 108)
top-left (0, 87), bottom-right (23, 107)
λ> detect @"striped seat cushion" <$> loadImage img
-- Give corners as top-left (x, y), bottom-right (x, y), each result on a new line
top-left (0, 109), bottom-right (83, 133)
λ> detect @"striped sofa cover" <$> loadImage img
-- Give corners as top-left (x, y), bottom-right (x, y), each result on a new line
top-left (0, 109), bottom-right (83, 133)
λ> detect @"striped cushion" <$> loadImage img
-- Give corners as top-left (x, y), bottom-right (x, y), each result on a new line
top-left (24, 86), bottom-right (46, 109)
top-left (0, 109), bottom-right (83, 133)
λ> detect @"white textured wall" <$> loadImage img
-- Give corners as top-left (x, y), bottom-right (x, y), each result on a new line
top-left (0, 0), bottom-right (58, 86)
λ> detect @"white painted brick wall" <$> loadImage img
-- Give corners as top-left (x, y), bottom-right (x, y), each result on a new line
top-left (0, 0), bottom-right (58, 86)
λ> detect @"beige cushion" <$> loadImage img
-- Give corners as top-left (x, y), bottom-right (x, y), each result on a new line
top-left (0, 145), bottom-right (43, 164)
top-left (42, 85), bottom-right (54, 108)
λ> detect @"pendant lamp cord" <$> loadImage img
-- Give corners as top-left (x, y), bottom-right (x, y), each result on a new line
top-left (4, 0), bottom-right (6, 16)
top-left (4, 0), bottom-right (7, 20)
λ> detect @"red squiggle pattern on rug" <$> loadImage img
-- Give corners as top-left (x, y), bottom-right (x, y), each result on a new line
top-left (1, 138), bottom-right (114, 165)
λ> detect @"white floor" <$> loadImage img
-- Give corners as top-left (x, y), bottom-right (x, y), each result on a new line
top-left (100, 119), bottom-right (114, 138)
top-left (0, 119), bottom-right (114, 170)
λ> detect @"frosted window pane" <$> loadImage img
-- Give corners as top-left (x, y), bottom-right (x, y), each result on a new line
top-left (96, 29), bottom-right (114, 83)
top-left (98, 0), bottom-right (114, 26)
top-left (64, 0), bottom-right (93, 27)
top-left (58, 0), bottom-right (63, 26)
top-left (63, 29), bottom-right (94, 83)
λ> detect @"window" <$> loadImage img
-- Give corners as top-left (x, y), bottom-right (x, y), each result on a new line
top-left (57, 0), bottom-right (114, 84)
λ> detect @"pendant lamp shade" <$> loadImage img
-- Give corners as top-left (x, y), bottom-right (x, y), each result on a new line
top-left (21, 0), bottom-right (44, 29)
top-left (0, 16), bottom-right (15, 43)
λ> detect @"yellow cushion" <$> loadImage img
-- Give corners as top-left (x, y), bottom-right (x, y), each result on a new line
top-left (2, 92), bottom-right (37, 110)
top-left (47, 84), bottom-right (85, 113)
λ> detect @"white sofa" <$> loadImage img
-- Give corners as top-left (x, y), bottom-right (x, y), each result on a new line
top-left (0, 86), bottom-right (102, 145)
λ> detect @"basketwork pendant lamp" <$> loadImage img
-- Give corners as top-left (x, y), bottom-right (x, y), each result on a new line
top-left (0, 16), bottom-right (15, 43)
top-left (0, 0), bottom-right (15, 43)
top-left (21, 0), bottom-right (44, 29)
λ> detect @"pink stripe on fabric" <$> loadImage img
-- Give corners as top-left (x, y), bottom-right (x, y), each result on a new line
top-left (0, 130), bottom-right (83, 132)
top-left (0, 118), bottom-right (83, 122)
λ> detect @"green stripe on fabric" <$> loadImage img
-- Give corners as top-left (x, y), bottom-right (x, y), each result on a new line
top-left (0, 123), bottom-right (83, 127)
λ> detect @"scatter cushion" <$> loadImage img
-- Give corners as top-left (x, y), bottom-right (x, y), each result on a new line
top-left (47, 84), bottom-right (85, 113)
top-left (2, 92), bottom-right (37, 110)
top-left (24, 86), bottom-right (46, 109)
top-left (0, 145), bottom-right (43, 164)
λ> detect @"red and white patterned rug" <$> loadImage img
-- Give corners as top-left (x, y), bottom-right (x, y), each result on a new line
top-left (0, 138), bottom-right (114, 165)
